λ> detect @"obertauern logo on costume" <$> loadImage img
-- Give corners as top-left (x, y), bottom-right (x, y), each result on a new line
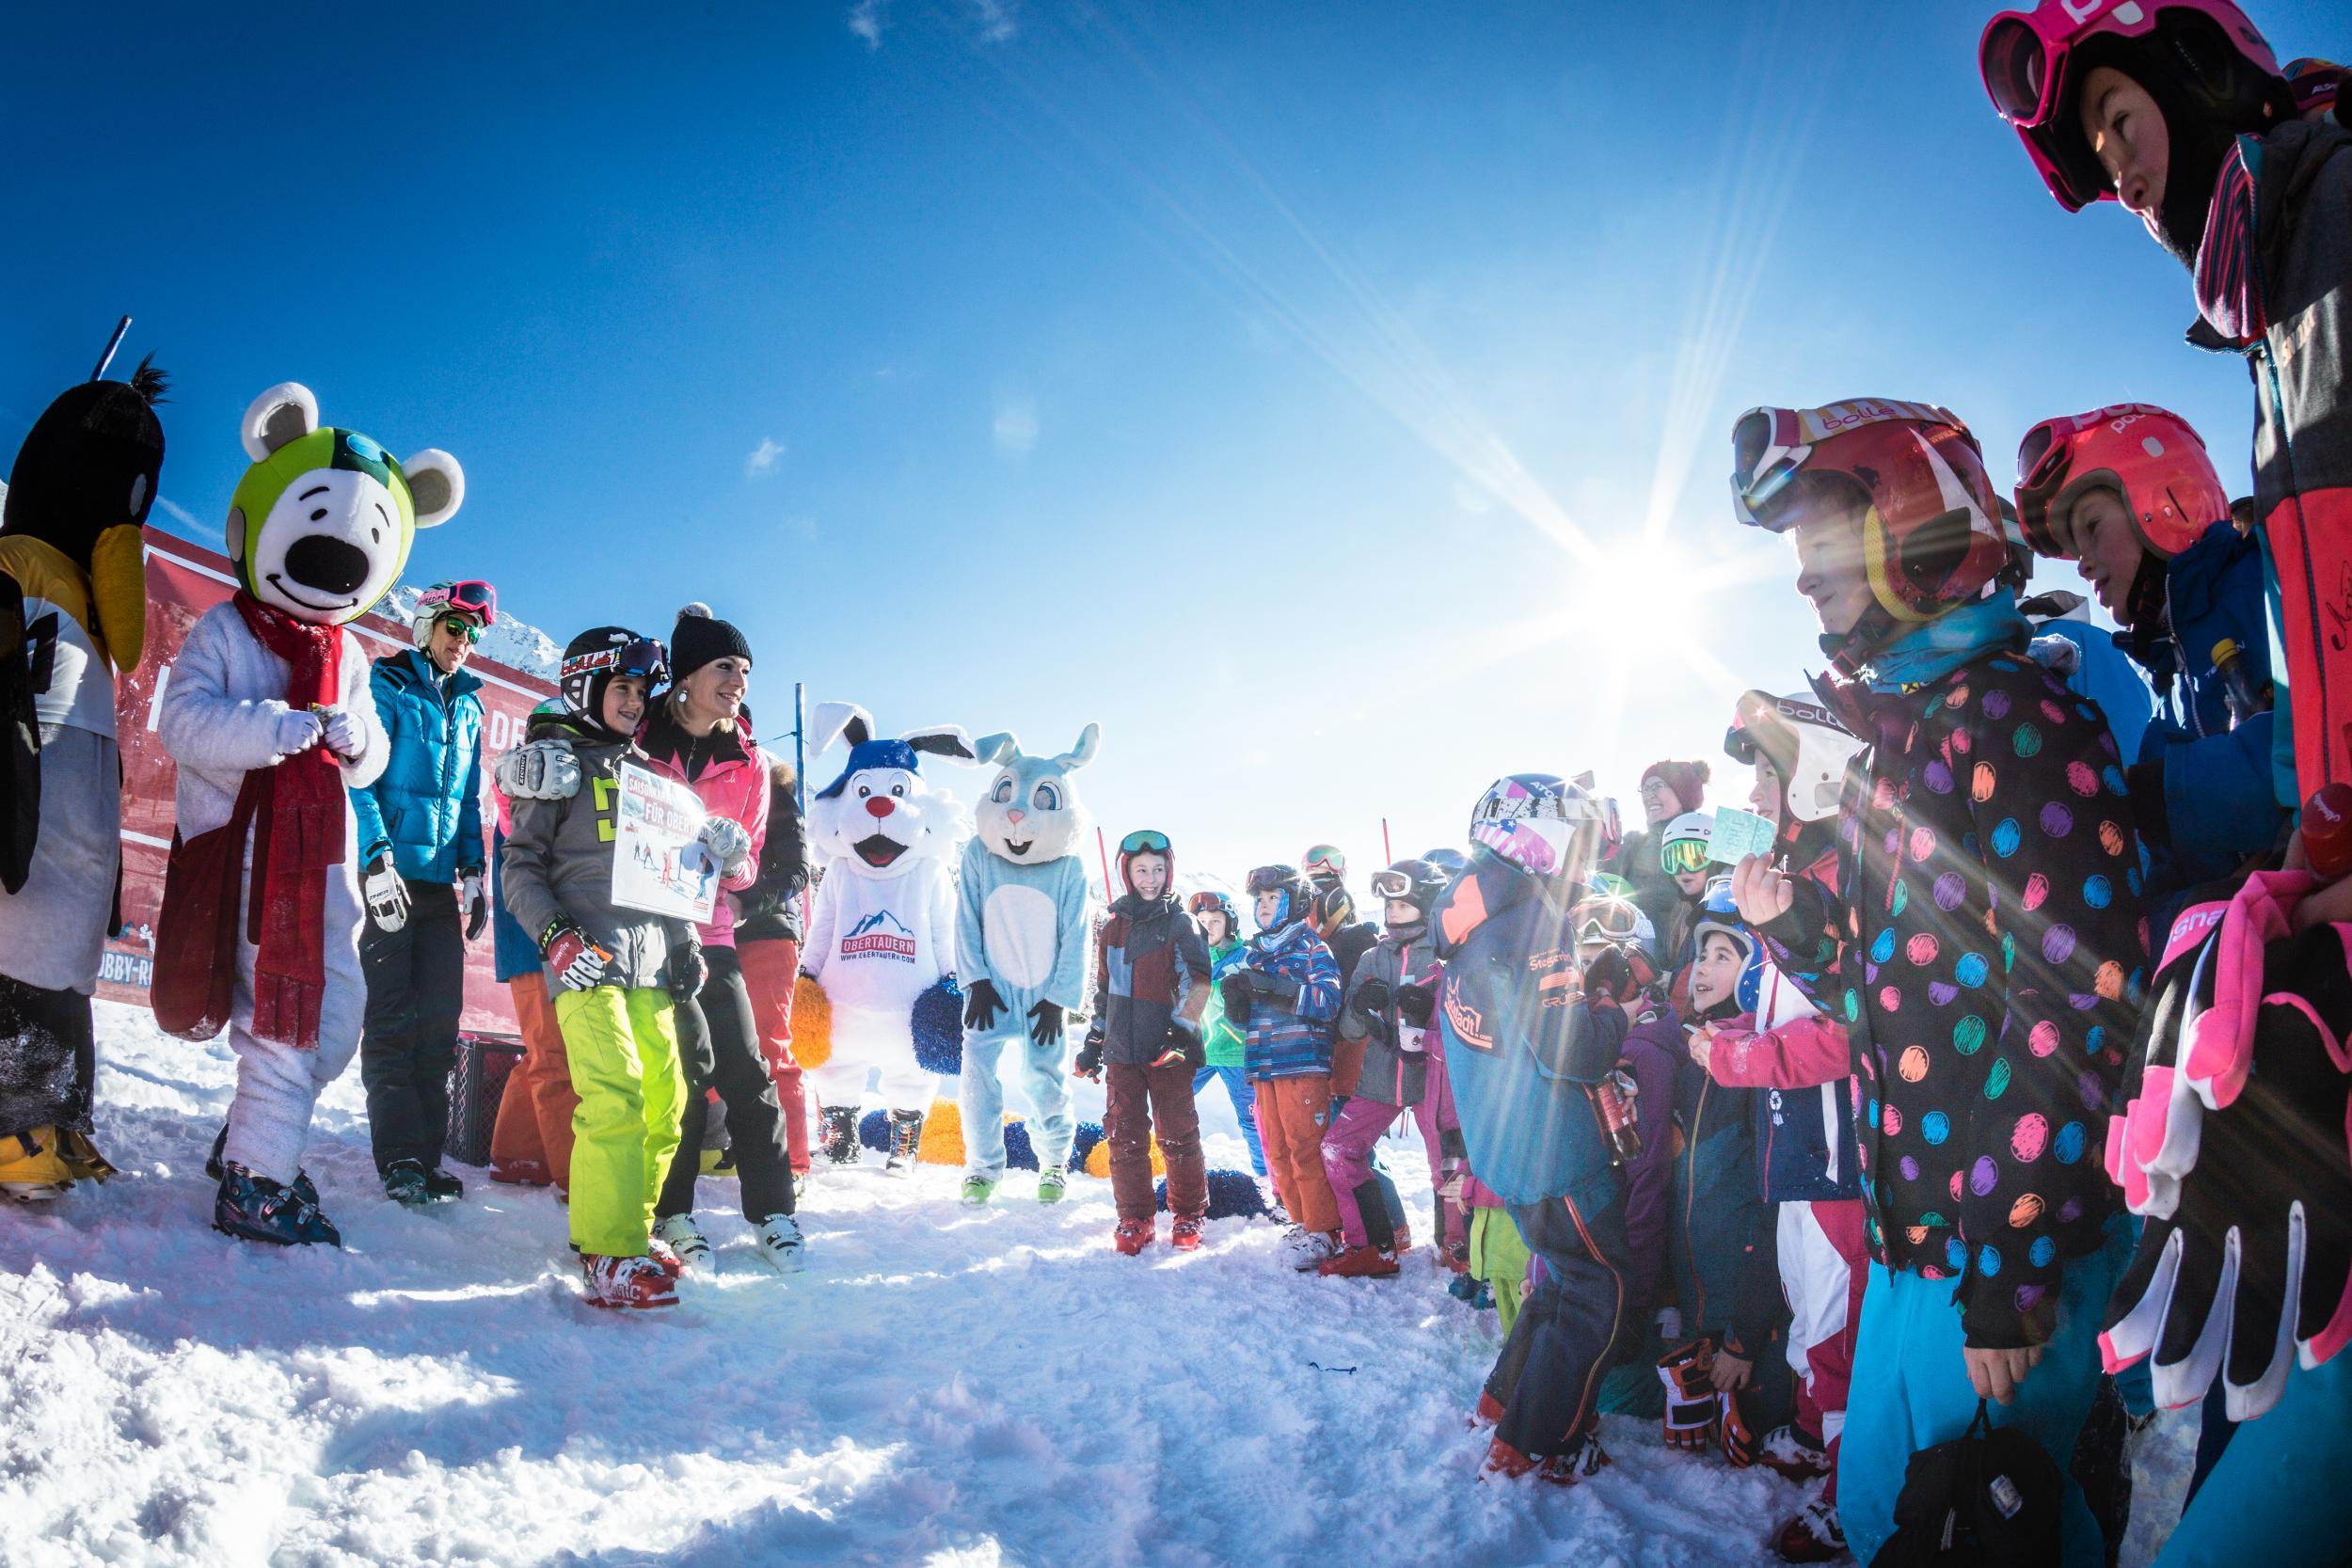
top-left (842, 910), bottom-right (918, 962)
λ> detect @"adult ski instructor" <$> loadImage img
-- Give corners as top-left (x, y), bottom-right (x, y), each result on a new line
top-left (351, 580), bottom-right (496, 1206)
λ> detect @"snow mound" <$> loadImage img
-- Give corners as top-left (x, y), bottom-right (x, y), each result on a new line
top-left (7, 1005), bottom-right (1859, 1565)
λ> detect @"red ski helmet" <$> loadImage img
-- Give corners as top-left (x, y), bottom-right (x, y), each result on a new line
top-left (2013, 403), bottom-right (2229, 563)
top-left (1731, 399), bottom-right (2010, 668)
top-left (1979, 0), bottom-right (2285, 211)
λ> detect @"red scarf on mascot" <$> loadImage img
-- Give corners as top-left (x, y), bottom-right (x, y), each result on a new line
top-left (233, 591), bottom-right (345, 1049)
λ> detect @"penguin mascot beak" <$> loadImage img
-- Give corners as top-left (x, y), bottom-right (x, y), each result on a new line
top-left (88, 522), bottom-right (146, 672)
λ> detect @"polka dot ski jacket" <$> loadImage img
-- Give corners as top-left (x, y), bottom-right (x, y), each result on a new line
top-left (1756, 650), bottom-right (2151, 1350)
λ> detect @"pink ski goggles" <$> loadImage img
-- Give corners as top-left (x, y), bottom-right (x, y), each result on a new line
top-left (417, 578), bottom-right (498, 626)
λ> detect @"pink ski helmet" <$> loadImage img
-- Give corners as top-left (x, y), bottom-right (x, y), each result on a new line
top-left (2013, 403), bottom-right (2230, 562)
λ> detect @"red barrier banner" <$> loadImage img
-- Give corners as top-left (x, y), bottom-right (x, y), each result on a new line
top-left (100, 537), bottom-right (555, 1037)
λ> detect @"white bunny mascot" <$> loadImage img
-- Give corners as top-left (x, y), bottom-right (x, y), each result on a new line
top-left (801, 701), bottom-right (974, 1171)
top-left (955, 725), bottom-right (1100, 1206)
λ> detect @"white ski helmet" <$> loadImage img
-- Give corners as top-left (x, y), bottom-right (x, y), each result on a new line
top-left (1661, 811), bottom-right (1715, 878)
top-left (1724, 689), bottom-right (1866, 825)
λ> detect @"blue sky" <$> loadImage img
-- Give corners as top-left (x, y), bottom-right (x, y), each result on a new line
top-left (3, 1), bottom-right (2332, 887)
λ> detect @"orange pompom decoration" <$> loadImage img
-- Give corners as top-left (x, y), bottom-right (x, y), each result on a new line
top-left (791, 976), bottom-right (833, 1069)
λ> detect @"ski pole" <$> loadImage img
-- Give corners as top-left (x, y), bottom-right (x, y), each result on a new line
top-left (1381, 816), bottom-right (1392, 865)
top-left (1097, 825), bottom-right (1115, 903)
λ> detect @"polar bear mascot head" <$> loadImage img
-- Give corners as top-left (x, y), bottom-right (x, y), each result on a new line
top-left (805, 701), bottom-right (976, 880)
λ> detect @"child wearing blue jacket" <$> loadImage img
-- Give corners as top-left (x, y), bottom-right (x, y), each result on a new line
top-left (1220, 864), bottom-right (1343, 1270)
top-left (1435, 774), bottom-right (1631, 1486)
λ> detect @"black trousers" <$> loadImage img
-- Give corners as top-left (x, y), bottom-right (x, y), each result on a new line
top-left (358, 879), bottom-right (465, 1173)
top-left (659, 945), bottom-right (794, 1221)
top-left (0, 974), bottom-right (95, 1137)
top-left (1485, 1190), bottom-right (1630, 1459)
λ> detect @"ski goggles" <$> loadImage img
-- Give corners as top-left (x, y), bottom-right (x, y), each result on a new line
top-left (417, 578), bottom-right (498, 626)
top-left (1368, 867), bottom-right (1418, 901)
top-left (1661, 835), bottom-right (1713, 877)
top-left (1120, 829), bottom-right (1171, 856)
top-left (1573, 898), bottom-right (1645, 946)
top-left (1729, 399), bottom-right (1966, 530)
top-left (1187, 891), bottom-right (1234, 917)
top-left (560, 637), bottom-right (669, 687)
top-left (1245, 865), bottom-right (1300, 896)
top-left (1302, 844), bottom-right (1346, 879)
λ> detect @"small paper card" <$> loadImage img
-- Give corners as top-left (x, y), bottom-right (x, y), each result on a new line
top-left (611, 762), bottom-right (718, 923)
top-left (1708, 806), bottom-right (1776, 865)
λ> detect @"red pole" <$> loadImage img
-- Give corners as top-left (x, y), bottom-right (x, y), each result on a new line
top-left (1098, 825), bottom-right (1116, 902)
top-left (1381, 817), bottom-right (1392, 865)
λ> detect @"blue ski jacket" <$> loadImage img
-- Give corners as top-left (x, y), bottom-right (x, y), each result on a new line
top-left (349, 649), bottom-right (485, 884)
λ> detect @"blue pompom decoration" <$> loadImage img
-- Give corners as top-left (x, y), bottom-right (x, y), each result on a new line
top-left (1069, 1120), bottom-right (1104, 1171)
top-left (912, 977), bottom-right (964, 1076)
top-left (1154, 1167), bottom-right (1268, 1220)
top-left (1002, 1117), bottom-right (1040, 1171)
top-left (858, 1108), bottom-right (891, 1153)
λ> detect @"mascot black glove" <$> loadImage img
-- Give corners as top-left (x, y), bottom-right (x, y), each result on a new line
top-left (1073, 1029), bottom-right (1105, 1082)
top-left (665, 932), bottom-right (707, 1003)
top-left (2104, 885), bottom-right (2352, 1420)
top-left (963, 977), bottom-right (1006, 1032)
top-left (1027, 1000), bottom-right (1064, 1049)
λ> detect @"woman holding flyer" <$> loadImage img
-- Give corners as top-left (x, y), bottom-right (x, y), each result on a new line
top-left (638, 604), bottom-right (804, 1273)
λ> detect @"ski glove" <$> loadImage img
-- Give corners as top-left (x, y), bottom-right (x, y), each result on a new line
top-left (699, 816), bottom-right (753, 879)
top-left (1718, 1387), bottom-right (1760, 1468)
top-left (459, 872), bottom-right (487, 941)
top-left (317, 705), bottom-right (363, 760)
top-left (496, 740), bottom-right (580, 801)
top-left (1073, 1030), bottom-right (1105, 1082)
top-left (1582, 946), bottom-right (1633, 1006)
top-left (543, 924), bottom-right (610, 991)
top-left (1218, 973), bottom-right (1254, 1028)
top-left (665, 932), bottom-right (706, 1002)
top-left (963, 977), bottom-right (1006, 1033)
top-left (1239, 969), bottom-right (1303, 1012)
top-left (2102, 871), bottom-right (2352, 1420)
top-left (1396, 982), bottom-right (1436, 1029)
top-left (1353, 978), bottom-right (1393, 1022)
top-left (273, 708), bottom-right (324, 757)
top-left (1657, 1340), bottom-right (1719, 1451)
top-left (363, 859), bottom-right (409, 933)
top-left (1027, 1000), bottom-right (1064, 1049)
top-left (1152, 1025), bottom-right (1205, 1071)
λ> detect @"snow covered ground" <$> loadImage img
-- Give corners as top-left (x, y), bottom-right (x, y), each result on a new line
top-left (7, 1004), bottom-right (2193, 1567)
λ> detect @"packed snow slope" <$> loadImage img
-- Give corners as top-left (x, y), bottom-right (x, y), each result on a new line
top-left (5, 1005), bottom-right (2188, 1567)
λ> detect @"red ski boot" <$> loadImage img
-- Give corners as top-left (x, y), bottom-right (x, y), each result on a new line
top-left (1772, 1498), bottom-right (1846, 1562)
top-left (645, 1238), bottom-right (687, 1279)
top-left (1316, 1243), bottom-right (1401, 1278)
top-left (1114, 1217), bottom-right (1155, 1256)
top-left (1470, 1389), bottom-right (1504, 1428)
top-left (1535, 1434), bottom-right (1611, 1486)
top-left (1481, 1437), bottom-right (1538, 1480)
top-left (582, 1253), bottom-right (679, 1308)
top-left (1169, 1214), bottom-right (1204, 1251)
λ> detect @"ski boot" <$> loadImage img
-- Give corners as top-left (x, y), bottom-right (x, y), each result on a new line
top-left (1447, 1270), bottom-right (1484, 1304)
top-left (754, 1213), bottom-right (807, 1272)
top-left (1284, 1227), bottom-right (1343, 1272)
top-left (1114, 1217), bottom-right (1155, 1256)
top-left (215, 1164), bottom-right (342, 1246)
top-left (1316, 1243), bottom-right (1400, 1278)
top-left (1756, 1423), bottom-right (1832, 1481)
top-left (1036, 1167), bottom-right (1069, 1204)
top-left (1169, 1213), bottom-right (1204, 1251)
top-left (882, 1108), bottom-right (925, 1175)
top-left (0, 1125), bottom-right (75, 1200)
top-left (1772, 1499), bottom-right (1845, 1562)
top-left (960, 1175), bottom-right (998, 1207)
top-left (1470, 1389), bottom-right (1504, 1429)
top-left (1481, 1437), bottom-right (1538, 1480)
top-left (581, 1253), bottom-right (678, 1308)
top-left (1535, 1433), bottom-right (1611, 1486)
top-left (653, 1213), bottom-right (712, 1271)
top-left (207, 1124), bottom-right (320, 1208)
top-left (817, 1104), bottom-right (863, 1166)
top-left (422, 1166), bottom-right (465, 1201)
top-left (383, 1158), bottom-right (433, 1207)
top-left (645, 1237), bottom-right (688, 1278)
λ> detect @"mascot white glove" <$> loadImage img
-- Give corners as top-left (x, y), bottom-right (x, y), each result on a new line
top-left (273, 708), bottom-right (324, 757)
top-left (497, 740), bottom-right (580, 801)
top-left (318, 704), bottom-right (363, 760)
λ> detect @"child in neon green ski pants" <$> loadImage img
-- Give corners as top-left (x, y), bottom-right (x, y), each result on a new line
top-left (557, 987), bottom-right (686, 1258)
top-left (1470, 1206), bottom-right (1533, 1336)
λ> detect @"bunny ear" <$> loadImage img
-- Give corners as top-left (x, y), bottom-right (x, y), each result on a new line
top-left (903, 724), bottom-right (977, 764)
top-left (974, 732), bottom-right (1020, 766)
top-left (1054, 722), bottom-right (1103, 771)
top-left (808, 701), bottom-right (872, 755)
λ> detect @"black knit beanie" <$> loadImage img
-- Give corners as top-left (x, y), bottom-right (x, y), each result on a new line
top-left (670, 601), bottom-right (752, 683)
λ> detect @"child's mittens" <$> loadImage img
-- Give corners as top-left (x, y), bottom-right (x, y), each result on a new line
top-left (273, 707), bottom-right (324, 757)
top-left (1073, 1029), bottom-right (1105, 1082)
top-left (1218, 973), bottom-right (1255, 1027)
top-left (1353, 978), bottom-right (1393, 1022)
top-left (1396, 983), bottom-right (1436, 1029)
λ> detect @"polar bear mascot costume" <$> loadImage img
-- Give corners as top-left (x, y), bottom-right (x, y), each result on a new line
top-left (801, 700), bottom-right (975, 1172)
top-left (954, 724), bottom-right (1100, 1206)
top-left (153, 383), bottom-right (462, 1246)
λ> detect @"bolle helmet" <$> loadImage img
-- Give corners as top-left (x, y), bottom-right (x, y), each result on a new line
top-left (1979, 1), bottom-right (2287, 211)
top-left (1368, 858), bottom-right (1450, 920)
top-left (2012, 404), bottom-right (2229, 562)
top-left (1245, 864), bottom-right (1313, 933)
top-left (1469, 773), bottom-right (1611, 882)
top-left (1660, 811), bottom-right (1715, 879)
top-left (1724, 689), bottom-right (1866, 826)
top-left (559, 626), bottom-right (667, 734)
top-left (1731, 399), bottom-right (2010, 671)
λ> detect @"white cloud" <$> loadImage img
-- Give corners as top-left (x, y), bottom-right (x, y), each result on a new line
top-left (745, 436), bottom-right (785, 477)
top-left (156, 496), bottom-right (206, 531)
top-left (966, 0), bottom-right (1016, 43)
top-left (992, 395), bottom-right (1038, 456)
top-left (848, 0), bottom-right (886, 48)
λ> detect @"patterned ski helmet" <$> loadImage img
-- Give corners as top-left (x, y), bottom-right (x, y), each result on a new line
top-left (559, 626), bottom-right (667, 731)
top-left (1469, 774), bottom-right (1609, 881)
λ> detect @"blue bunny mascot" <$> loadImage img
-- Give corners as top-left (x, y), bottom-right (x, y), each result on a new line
top-left (800, 700), bottom-right (976, 1172)
top-left (153, 383), bottom-right (462, 1245)
top-left (954, 724), bottom-right (1101, 1206)
top-left (0, 353), bottom-right (167, 1199)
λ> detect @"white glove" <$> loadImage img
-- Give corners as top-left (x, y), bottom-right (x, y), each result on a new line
top-left (1654, 1306), bottom-right (1683, 1341)
top-left (318, 704), bottom-right (363, 760)
top-left (459, 873), bottom-right (487, 941)
top-left (273, 708), bottom-right (324, 757)
top-left (363, 861), bottom-right (410, 932)
top-left (700, 816), bottom-right (753, 878)
top-left (496, 740), bottom-right (580, 801)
